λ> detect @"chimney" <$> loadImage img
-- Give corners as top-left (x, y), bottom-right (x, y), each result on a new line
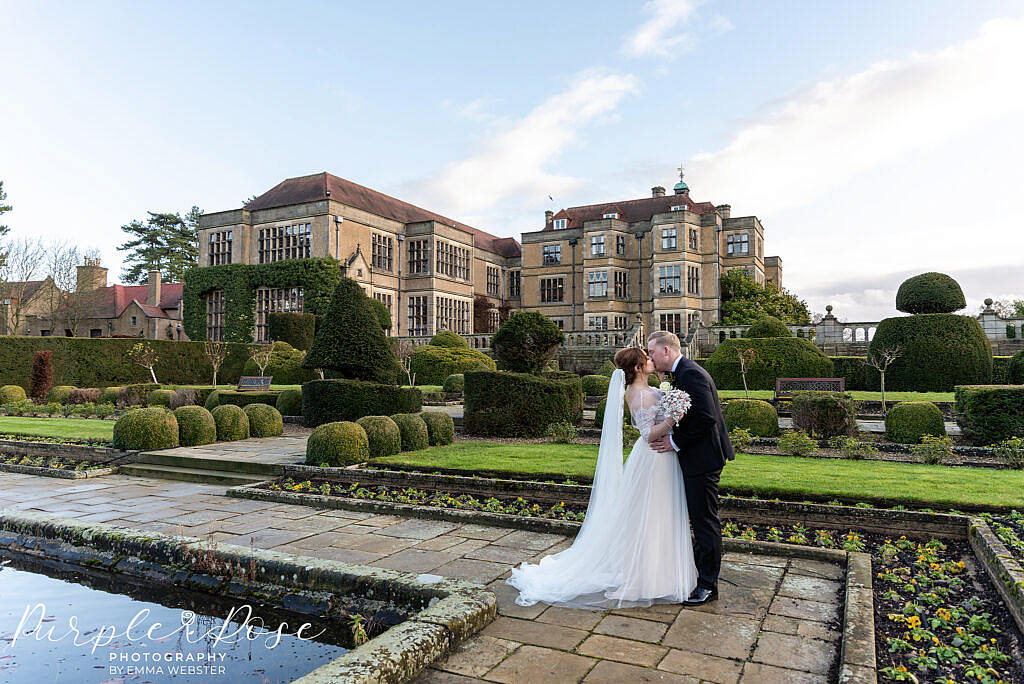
top-left (147, 270), bottom-right (162, 307)
top-left (545, 210), bottom-right (553, 225)
top-left (652, 186), bottom-right (665, 198)
top-left (716, 204), bottom-right (731, 219)
top-left (75, 258), bottom-right (107, 292)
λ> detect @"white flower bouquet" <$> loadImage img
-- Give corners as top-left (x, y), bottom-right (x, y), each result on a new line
top-left (657, 381), bottom-right (691, 424)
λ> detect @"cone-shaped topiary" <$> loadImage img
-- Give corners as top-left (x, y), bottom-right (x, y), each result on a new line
top-left (896, 272), bottom-right (966, 314)
top-left (210, 404), bottom-right (250, 441)
top-left (429, 330), bottom-right (469, 348)
top-left (389, 413), bottom-right (429, 451)
top-left (174, 406), bottom-right (217, 446)
top-left (368, 297), bottom-right (392, 333)
top-left (884, 402), bottom-right (946, 444)
top-left (302, 277), bottom-right (397, 384)
top-left (146, 389), bottom-right (174, 407)
top-left (113, 407), bottom-right (179, 450)
top-left (491, 311), bottom-right (565, 374)
top-left (244, 403), bottom-right (283, 437)
top-left (744, 316), bottom-right (792, 338)
top-left (442, 374), bottom-right (464, 393)
top-left (870, 314), bottom-right (991, 391)
top-left (723, 399), bottom-right (779, 437)
top-left (0, 385), bottom-right (26, 403)
top-left (581, 375), bottom-right (611, 396)
top-left (276, 389), bottom-right (303, 416)
top-left (306, 421), bottom-right (369, 466)
top-left (421, 412), bottom-right (455, 446)
top-left (355, 415), bottom-right (402, 459)
top-left (47, 386), bottom-right (76, 404)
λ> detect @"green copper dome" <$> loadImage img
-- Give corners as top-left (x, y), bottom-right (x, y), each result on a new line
top-left (673, 180), bottom-right (688, 192)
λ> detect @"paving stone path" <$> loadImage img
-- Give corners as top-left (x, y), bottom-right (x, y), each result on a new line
top-left (0, 472), bottom-right (844, 683)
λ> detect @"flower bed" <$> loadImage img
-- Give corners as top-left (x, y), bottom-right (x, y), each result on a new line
top-left (985, 511), bottom-right (1024, 564)
top-left (0, 433), bottom-right (111, 446)
top-left (0, 453), bottom-right (117, 478)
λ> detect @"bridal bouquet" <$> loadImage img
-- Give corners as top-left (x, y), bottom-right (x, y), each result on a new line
top-left (658, 381), bottom-right (692, 424)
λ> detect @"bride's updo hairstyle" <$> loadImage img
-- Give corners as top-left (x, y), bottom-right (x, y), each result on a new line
top-left (614, 347), bottom-right (648, 385)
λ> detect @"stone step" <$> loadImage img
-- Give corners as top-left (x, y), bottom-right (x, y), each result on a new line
top-left (137, 452), bottom-right (284, 475)
top-left (118, 463), bottom-right (270, 486)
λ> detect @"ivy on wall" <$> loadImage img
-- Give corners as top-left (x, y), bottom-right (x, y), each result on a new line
top-left (182, 258), bottom-right (341, 342)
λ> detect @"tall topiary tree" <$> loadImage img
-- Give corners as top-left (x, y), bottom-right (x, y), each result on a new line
top-left (429, 330), bottom-right (469, 348)
top-left (368, 298), bottom-right (392, 334)
top-left (302, 277), bottom-right (397, 384)
top-left (29, 350), bottom-right (53, 402)
top-left (490, 311), bottom-right (564, 374)
top-left (895, 272), bottom-right (966, 314)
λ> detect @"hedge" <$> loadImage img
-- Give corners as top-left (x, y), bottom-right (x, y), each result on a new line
top-left (0, 336), bottom-right (251, 388)
top-left (829, 357), bottom-right (879, 391)
top-left (243, 403), bottom-right (283, 437)
top-left (268, 312), bottom-right (317, 350)
top-left (421, 411), bottom-right (455, 446)
top-left (491, 312), bottom-right (564, 374)
top-left (183, 257), bottom-right (340, 342)
top-left (464, 370), bottom-right (583, 437)
top-left (47, 385), bottom-right (76, 404)
top-left (870, 314), bottom-right (991, 391)
top-left (390, 413), bottom-right (430, 451)
top-left (241, 344), bottom-right (316, 385)
top-left (429, 330), bottom-right (468, 348)
top-left (306, 421), bottom-right (369, 467)
top-left (598, 360), bottom-right (617, 377)
top-left (146, 389), bottom-right (174, 407)
top-left (355, 416), bottom-right (402, 459)
top-left (302, 379), bottom-right (422, 428)
top-left (112, 407), bottom-right (179, 450)
top-left (884, 402), bottom-right (945, 444)
top-left (581, 374), bottom-right (611, 396)
top-left (1008, 351), bottom-right (1024, 385)
top-left (705, 338), bottom-right (833, 390)
top-left (955, 385), bottom-right (1024, 445)
top-left (210, 404), bottom-right (250, 441)
top-left (896, 272), bottom-right (966, 314)
top-left (214, 390), bottom-right (282, 408)
top-left (790, 391), bottom-right (857, 438)
top-left (409, 345), bottom-right (496, 386)
top-left (98, 386), bottom-right (121, 405)
top-left (723, 399), bottom-right (779, 437)
top-left (0, 385), bottom-right (26, 403)
top-left (174, 406), bottom-right (217, 447)
top-left (442, 374), bottom-right (464, 393)
top-left (594, 395), bottom-right (631, 428)
top-left (275, 389), bottom-right (303, 416)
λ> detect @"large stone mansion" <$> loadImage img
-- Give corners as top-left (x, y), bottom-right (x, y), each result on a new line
top-left (196, 172), bottom-right (780, 340)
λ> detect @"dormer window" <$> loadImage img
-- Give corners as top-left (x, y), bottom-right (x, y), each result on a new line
top-left (552, 218), bottom-right (567, 230)
top-left (603, 212), bottom-right (619, 219)
top-left (670, 205), bottom-right (688, 211)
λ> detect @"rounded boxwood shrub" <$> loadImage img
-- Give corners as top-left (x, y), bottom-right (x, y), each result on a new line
top-left (113, 407), bottom-right (179, 450)
top-left (204, 389), bottom-right (222, 411)
top-left (421, 412), bottom-right (455, 446)
top-left (306, 421), bottom-right (369, 466)
top-left (355, 415), bottom-right (402, 459)
top-left (594, 395), bottom-right (631, 428)
top-left (870, 314), bottom-right (991, 391)
top-left (0, 385), bottom-right (26, 403)
top-left (581, 374), bottom-right (611, 396)
top-left (429, 330), bottom-right (468, 348)
top-left (1008, 350), bottom-right (1024, 385)
top-left (47, 385), bottom-right (76, 404)
top-left (210, 404), bottom-right (250, 441)
top-left (744, 316), bottom-right (791, 338)
top-left (956, 385), bottom-right (1024, 445)
top-left (98, 386), bottom-right (121, 405)
top-left (244, 403), bottom-right (283, 437)
top-left (390, 413), bottom-right (429, 451)
top-left (409, 346), bottom-right (496, 386)
top-left (465, 371), bottom-right (583, 437)
top-left (302, 379), bottom-right (422, 427)
top-left (442, 374), bottom-right (464, 393)
top-left (276, 389), bottom-right (303, 416)
top-left (724, 399), bottom-right (779, 437)
top-left (705, 338), bottom-right (833, 390)
top-left (598, 360), bottom-right (617, 378)
top-left (884, 401), bottom-right (946, 444)
top-left (146, 389), bottom-right (174, 407)
top-left (790, 391), bottom-right (857, 438)
top-left (173, 405), bottom-right (217, 446)
top-left (896, 272), bottom-right (966, 314)
top-left (491, 312), bottom-right (565, 374)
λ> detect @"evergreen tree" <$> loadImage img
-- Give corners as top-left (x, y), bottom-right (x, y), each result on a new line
top-left (117, 207), bottom-right (202, 283)
top-left (0, 180), bottom-right (11, 240)
top-left (719, 269), bottom-right (810, 325)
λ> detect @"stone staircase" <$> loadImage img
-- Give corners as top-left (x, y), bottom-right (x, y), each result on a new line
top-left (119, 451), bottom-right (285, 486)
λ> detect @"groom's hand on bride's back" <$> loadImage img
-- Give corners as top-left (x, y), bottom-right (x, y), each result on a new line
top-left (649, 435), bottom-right (674, 453)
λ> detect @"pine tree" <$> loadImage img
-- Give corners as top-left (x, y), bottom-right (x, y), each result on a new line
top-left (117, 207), bottom-right (202, 284)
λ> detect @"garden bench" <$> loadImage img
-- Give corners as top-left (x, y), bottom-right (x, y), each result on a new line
top-left (237, 376), bottom-right (273, 391)
top-left (774, 377), bottom-right (845, 401)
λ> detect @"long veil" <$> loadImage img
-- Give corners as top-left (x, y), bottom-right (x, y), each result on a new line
top-left (574, 367), bottom-right (625, 545)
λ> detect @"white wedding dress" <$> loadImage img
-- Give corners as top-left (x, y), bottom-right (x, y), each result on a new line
top-left (507, 369), bottom-right (698, 608)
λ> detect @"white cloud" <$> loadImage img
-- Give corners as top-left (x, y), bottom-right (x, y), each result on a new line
top-left (622, 0), bottom-right (704, 58)
top-left (412, 72), bottom-right (639, 216)
top-left (689, 18), bottom-right (1024, 216)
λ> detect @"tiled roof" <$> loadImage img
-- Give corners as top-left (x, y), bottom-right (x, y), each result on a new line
top-left (0, 280), bottom-right (45, 300)
top-left (245, 172), bottom-right (522, 258)
top-left (72, 283), bottom-right (184, 320)
top-left (544, 193), bottom-right (717, 230)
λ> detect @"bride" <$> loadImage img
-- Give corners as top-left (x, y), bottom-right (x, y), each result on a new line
top-left (507, 347), bottom-right (697, 608)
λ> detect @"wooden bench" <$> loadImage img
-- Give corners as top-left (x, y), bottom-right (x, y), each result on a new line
top-left (236, 376), bottom-right (273, 391)
top-left (774, 377), bottom-right (845, 401)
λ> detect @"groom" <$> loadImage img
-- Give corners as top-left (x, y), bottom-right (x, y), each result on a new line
top-left (647, 330), bottom-right (734, 606)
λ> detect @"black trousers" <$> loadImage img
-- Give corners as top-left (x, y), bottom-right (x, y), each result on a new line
top-left (684, 468), bottom-right (722, 591)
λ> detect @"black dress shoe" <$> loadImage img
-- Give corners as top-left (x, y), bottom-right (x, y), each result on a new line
top-left (682, 587), bottom-right (718, 606)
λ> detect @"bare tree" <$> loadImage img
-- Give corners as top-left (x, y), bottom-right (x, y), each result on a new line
top-left (203, 341), bottom-right (229, 387)
top-left (249, 343), bottom-right (273, 377)
top-left (0, 236), bottom-right (45, 334)
top-left (42, 241), bottom-right (81, 335)
top-left (737, 347), bottom-right (756, 399)
top-left (128, 341), bottom-right (159, 383)
top-left (863, 345), bottom-right (902, 413)
top-left (396, 339), bottom-right (416, 387)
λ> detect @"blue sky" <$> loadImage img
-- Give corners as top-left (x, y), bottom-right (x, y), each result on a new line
top-left (3, 0), bottom-right (1022, 319)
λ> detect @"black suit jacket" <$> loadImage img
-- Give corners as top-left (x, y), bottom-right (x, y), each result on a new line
top-left (671, 358), bottom-right (734, 477)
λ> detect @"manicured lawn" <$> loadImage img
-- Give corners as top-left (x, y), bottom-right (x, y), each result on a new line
top-left (0, 417), bottom-right (114, 441)
top-left (718, 389), bottom-right (955, 402)
top-left (372, 442), bottom-right (1024, 509)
